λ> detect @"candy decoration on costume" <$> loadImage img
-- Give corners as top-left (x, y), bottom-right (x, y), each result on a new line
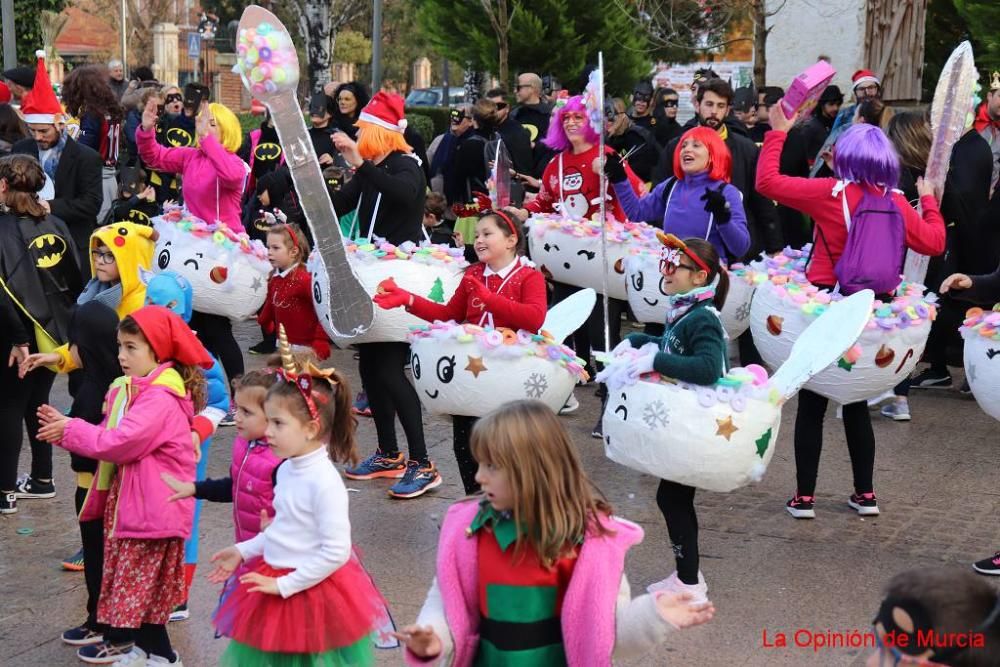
top-left (408, 322), bottom-right (589, 417)
top-left (309, 236), bottom-right (469, 344)
top-left (960, 305), bottom-right (1000, 421)
top-left (749, 248), bottom-right (935, 404)
top-left (236, 4), bottom-right (374, 338)
top-left (602, 290), bottom-right (875, 492)
top-left (152, 207), bottom-right (271, 321)
top-left (527, 213), bottom-right (659, 299)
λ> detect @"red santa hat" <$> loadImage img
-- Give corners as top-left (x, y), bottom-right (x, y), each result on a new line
top-left (21, 50), bottom-right (62, 125)
top-left (358, 91), bottom-right (407, 133)
top-left (851, 69), bottom-right (880, 91)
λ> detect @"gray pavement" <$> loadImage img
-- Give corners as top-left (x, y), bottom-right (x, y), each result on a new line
top-left (2, 320), bottom-right (999, 666)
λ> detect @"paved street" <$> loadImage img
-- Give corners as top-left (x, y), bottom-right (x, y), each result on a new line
top-left (3, 321), bottom-right (999, 666)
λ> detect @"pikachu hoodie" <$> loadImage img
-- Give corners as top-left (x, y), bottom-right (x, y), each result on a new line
top-left (54, 222), bottom-right (155, 372)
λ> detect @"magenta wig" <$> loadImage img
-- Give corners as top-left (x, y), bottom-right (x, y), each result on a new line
top-left (541, 95), bottom-right (600, 152)
top-left (832, 124), bottom-right (900, 188)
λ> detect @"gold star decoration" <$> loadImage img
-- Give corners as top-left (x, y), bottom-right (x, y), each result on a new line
top-left (715, 415), bottom-right (739, 441)
top-left (465, 355), bottom-right (487, 378)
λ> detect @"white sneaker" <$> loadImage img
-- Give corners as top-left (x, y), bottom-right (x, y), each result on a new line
top-left (112, 647), bottom-right (148, 666)
top-left (646, 570), bottom-right (709, 604)
top-left (558, 392), bottom-right (579, 415)
top-left (148, 652), bottom-right (183, 666)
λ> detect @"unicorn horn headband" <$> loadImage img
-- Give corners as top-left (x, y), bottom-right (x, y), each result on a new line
top-left (276, 324), bottom-right (339, 420)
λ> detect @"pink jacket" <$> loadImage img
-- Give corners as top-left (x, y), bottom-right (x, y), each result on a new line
top-left (61, 363), bottom-right (197, 540)
top-left (230, 437), bottom-right (280, 543)
top-left (407, 500), bottom-right (660, 666)
top-left (136, 126), bottom-right (248, 233)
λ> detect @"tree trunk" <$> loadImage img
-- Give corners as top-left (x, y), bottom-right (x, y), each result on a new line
top-left (753, 0), bottom-right (767, 88)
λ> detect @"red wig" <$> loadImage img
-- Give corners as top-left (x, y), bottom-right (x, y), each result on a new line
top-left (672, 126), bottom-right (732, 182)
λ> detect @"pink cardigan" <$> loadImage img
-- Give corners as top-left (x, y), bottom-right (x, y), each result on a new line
top-left (136, 126), bottom-right (248, 232)
top-left (61, 363), bottom-right (197, 540)
top-left (407, 500), bottom-right (675, 666)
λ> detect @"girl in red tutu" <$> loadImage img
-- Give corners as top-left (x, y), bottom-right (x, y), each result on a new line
top-left (209, 327), bottom-right (393, 666)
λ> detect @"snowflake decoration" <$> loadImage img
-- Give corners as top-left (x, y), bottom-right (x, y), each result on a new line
top-left (642, 400), bottom-right (670, 430)
top-left (735, 301), bottom-right (751, 321)
top-left (523, 372), bottom-right (548, 399)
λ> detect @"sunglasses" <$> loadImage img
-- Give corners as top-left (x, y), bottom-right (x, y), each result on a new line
top-left (495, 101), bottom-right (508, 111)
top-left (450, 111), bottom-right (471, 123)
top-left (659, 259), bottom-right (699, 275)
top-left (165, 93), bottom-right (182, 104)
top-left (662, 98), bottom-right (678, 107)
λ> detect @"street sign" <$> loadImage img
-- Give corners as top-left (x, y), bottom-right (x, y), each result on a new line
top-left (188, 33), bottom-right (201, 60)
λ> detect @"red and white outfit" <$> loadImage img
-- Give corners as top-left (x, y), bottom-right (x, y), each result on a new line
top-left (257, 264), bottom-right (331, 359)
top-left (525, 145), bottom-right (642, 221)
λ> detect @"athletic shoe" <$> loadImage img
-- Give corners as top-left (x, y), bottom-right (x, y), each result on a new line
top-left (558, 392), bottom-right (579, 415)
top-left (148, 652), bottom-right (183, 666)
top-left (14, 475), bottom-right (55, 499)
top-left (248, 340), bottom-right (275, 355)
top-left (344, 452), bottom-right (406, 480)
top-left (910, 368), bottom-right (952, 389)
top-left (646, 571), bottom-right (709, 604)
top-left (218, 405), bottom-right (237, 427)
top-left (880, 401), bottom-right (911, 421)
top-left (959, 380), bottom-right (972, 395)
top-left (786, 494), bottom-right (816, 519)
top-left (62, 546), bottom-right (85, 571)
top-left (848, 492), bottom-right (880, 516)
top-left (388, 461), bottom-right (443, 499)
top-left (351, 391), bottom-right (372, 417)
top-left (972, 552), bottom-right (1000, 576)
top-left (168, 603), bottom-right (189, 622)
top-left (591, 414), bottom-right (604, 439)
top-left (0, 492), bottom-right (16, 514)
top-left (77, 641), bottom-right (135, 664)
top-left (61, 624), bottom-right (104, 646)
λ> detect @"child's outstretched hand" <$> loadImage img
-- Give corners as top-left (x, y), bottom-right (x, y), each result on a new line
top-left (391, 625), bottom-right (443, 658)
top-left (240, 571), bottom-right (280, 595)
top-left (36, 404), bottom-right (69, 443)
top-left (208, 546), bottom-right (243, 584)
top-left (160, 472), bottom-right (196, 501)
top-left (654, 591), bottom-right (716, 630)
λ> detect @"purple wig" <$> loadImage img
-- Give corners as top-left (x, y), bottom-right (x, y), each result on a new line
top-left (541, 95), bottom-right (600, 152)
top-left (832, 124), bottom-right (900, 188)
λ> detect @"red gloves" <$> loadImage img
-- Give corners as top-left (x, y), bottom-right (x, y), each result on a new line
top-left (467, 278), bottom-right (495, 312)
top-left (373, 278), bottom-right (414, 310)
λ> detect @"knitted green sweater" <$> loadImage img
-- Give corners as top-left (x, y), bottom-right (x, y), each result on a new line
top-left (625, 300), bottom-right (727, 386)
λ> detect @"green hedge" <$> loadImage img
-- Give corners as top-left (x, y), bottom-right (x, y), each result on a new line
top-left (405, 114), bottom-right (435, 145)
top-left (407, 106), bottom-right (451, 139)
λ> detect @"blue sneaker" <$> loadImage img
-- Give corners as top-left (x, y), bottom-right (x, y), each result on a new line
top-left (351, 391), bottom-right (372, 417)
top-left (388, 461), bottom-right (443, 499)
top-left (344, 451), bottom-right (406, 480)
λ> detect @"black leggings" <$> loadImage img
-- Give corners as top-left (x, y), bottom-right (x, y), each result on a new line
top-left (76, 485), bottom-right (107, 632)
top-left (793, 389), bottom-right (875, 497)
top-left (0, 362), bottom-right (55, 490)
top-left (189, 311), bottom-right (243, 386)
top-left (110, 623), bottom-right (172, 658)
top-left (922, 296), bottom-right (966, 374)
top-left (657, 480), bottom-right (699, 585)
top-left (452, 416), bottom-right (480, 494)
top-left (357, 342), bottom-right (427, 462)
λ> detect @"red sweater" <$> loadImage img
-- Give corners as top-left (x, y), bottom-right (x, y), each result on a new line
top-left (756, 130), bottom-right (946, 286)
top-left (407, 259), bottom-right (547, 332)
top-left (257, 265), bottom-right (331, 358)
top-left (525, 144), bottom-right (642, 221)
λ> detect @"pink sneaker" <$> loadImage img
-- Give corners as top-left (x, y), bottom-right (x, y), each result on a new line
top-left (646, 571), bottom-right (709, 604)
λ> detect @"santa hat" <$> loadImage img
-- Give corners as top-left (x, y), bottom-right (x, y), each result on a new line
top-left (358, 91), bottom-right (407, 133)
top-left (21, 51), bottom-right (62, 125)
top-left (851, 69), bottom-right (880, 91)
top-left (0, 82), bottom-right (10, 105)
top-left (130, 305), bottom-right (215, 370)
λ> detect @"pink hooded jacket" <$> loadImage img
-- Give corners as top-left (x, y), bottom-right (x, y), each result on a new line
top-left (230, 436), bottom-right (280, 543)
top-left (135, 126), bottom-right (248, 233)
top-left (61, 363), bottom-right (197, 539)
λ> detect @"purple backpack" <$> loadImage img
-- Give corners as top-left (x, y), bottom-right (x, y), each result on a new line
top-left (829, 187), bottom-right (906, 295)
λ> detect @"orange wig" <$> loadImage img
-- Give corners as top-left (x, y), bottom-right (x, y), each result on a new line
top-left (356, 121), bottom-right (412, 160)
top-left (672, 126), bottom-right (732, 182)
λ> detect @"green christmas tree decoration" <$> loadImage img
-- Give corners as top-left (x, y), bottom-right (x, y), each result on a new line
top-left (755, 428), bottom-right (772, 459)
top-left (428, 277), bottom-right (445, 303)
top-left (837, 357), bottom-right (854, 371)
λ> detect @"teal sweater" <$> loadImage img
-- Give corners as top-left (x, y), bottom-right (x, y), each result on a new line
top-left (625, 300), bottom-right (727, 386)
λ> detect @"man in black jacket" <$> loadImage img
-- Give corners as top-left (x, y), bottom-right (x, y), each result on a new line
top-left (652, 78), bottom-right (782, 261)
top-left (486, 87), bottom-right (533, 177)
top-left (13, 86), bottom-right (102, 275)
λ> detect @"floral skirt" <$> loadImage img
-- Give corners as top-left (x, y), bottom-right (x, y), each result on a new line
top-left (98, 475), bottom-right (186, 628)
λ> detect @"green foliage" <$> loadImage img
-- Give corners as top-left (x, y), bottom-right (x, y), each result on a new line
top-left (407, 106), bottom-right (452, 137)
top-left (12, 0), bottom-right (66, 66)
top-left (924, 0), bottom-right (974, 102)
top-left (954, 0), bottom-right (1000, 74)
top-left (415, 0), bottom-right (652, 96)
top-left (334, 29), bottom-right (372, 65)
top-left (405, 113), bottom-right (435, 145)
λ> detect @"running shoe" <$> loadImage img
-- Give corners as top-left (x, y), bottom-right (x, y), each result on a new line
top-left (62, 546), bottom-right (85, 571)
top-left (910, 368), bottom-right (952, 389)
top-left (388, 461), bottom-right (443, 499)
top-left (168, 603), bottom-right (189, 622)
top-left (848, 492), bottom-right (880, 516)
top-left (77, 641), bottom-right (135, 664)
top-left (646, 571), bottom-right (709, 604)
top-left (880, 401), bottom-right (911, 421)
top-left (344, 452), bottom-right (406, 480)
top-left (61, 624), bottom-right (104, 646)
top-left (558, 392), bottom-right (579, 415)
top-left (786, 494), bottom-right (816, 519)
top-left (972, 551), bottom-right (1000, 576)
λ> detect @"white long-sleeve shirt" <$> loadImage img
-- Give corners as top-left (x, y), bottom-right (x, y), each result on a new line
top-left (236, 446), bottom-right (351, 598)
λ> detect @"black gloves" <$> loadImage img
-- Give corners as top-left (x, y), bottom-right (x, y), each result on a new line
top-left (700, 183), bottom-right (732, 224)
top-left (604, 152), bottom-right (627, 184)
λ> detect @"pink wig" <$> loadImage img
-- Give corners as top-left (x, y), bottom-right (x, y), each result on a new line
top-left (541, 95), bottom-right (600, 152)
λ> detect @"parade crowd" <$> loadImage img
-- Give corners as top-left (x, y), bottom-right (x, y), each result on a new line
top-left (1, 47), bottom-right (999, 666)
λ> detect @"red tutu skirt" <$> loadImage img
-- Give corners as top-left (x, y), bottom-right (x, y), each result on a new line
top-left (213, 553), bottom-right (393, 654)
